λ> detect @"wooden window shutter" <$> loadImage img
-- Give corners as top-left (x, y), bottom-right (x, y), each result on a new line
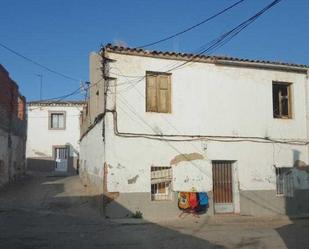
top-left (157, 75), bottom-right (171, 113)
top-left (146, 74), bottom-right (157, 112)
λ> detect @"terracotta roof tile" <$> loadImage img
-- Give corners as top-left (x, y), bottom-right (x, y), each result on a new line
top-left (103, 43), bottom-right (309, 70)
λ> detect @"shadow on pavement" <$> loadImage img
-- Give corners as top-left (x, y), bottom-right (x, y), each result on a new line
top-left (0, 172), bottom-right (226, 249)
top-left (276, 218), bottom-right (309, 249)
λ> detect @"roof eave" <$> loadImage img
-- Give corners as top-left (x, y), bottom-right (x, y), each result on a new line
top-left (215, 59), bottom-right (308, 74)
top-left (103, 44), bottom-right (308, 73)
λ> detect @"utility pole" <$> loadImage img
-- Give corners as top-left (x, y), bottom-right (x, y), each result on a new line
top-left (36, 74), bottom-right (43, 100)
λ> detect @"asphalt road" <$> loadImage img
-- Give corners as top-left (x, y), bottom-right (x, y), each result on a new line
top-left (0, 172), bottom-right (308, 249)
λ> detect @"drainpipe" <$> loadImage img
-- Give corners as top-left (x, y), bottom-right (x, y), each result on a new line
top-left (101, 50), bottom-right (106, 141)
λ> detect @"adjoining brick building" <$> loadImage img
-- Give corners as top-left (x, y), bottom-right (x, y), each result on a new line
top-left (0, 64), bottom-right (27, 187)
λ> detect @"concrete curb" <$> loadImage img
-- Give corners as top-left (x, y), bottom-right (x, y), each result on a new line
top-left (109, 218), bottom-right (152, 225)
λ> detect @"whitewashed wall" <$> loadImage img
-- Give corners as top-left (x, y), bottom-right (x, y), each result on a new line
top-left (101, 52), bottom-right (309, 193)
top-left (26, 105), bottom-right (82, 158)
top-left (79, 119), bottom-right (105, 185)
top-left (109, 53), bottom-right (308, 141)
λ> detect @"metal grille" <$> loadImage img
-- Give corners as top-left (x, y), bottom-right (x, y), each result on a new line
top-left (212, 161), bottom-right (233, 204)
top-left (55, 148), bottom-right (68, 159)
top-left (151, 166), bottom-right (172, 201)
top-left (276, 167), bottom-right (294, 197)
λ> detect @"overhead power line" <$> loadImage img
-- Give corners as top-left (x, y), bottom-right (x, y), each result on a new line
top-left (30, 77), bottom-right (103, 105)
top-left (165, 0), bottom-right (283, 72)
top-left (25, 0), bottom-right (282, 104)
top-left (137, 0), bottom-right (246, 49)
top-left (108, 0), bottom-right (283, 83)
top-left (0, 42), bottom-right (80, 82)
top-left (107, 0), bottom-right (283, 93)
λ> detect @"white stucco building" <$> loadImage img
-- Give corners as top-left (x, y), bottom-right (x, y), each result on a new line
top-left (80, 44), bottom-right (309, 219)
top-left (27, 101), bottom-right (85, 173)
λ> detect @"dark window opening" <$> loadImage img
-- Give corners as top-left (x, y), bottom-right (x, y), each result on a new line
top-left (272, 82), bottom-right (292, 119)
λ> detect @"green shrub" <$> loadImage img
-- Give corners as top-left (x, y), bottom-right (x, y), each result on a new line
top-left (132, 210), bottom-right (143, 219)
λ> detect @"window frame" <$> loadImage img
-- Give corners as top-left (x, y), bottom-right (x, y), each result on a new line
top-left (150, 166), bottom-right (173, 201)
top-left (48, 111), bottom-right (66, 130)
top-left (275, 167), bottom-right (294, 197)
top-left (145, 71), bottom-right (172, 114)
top-left (272, 81), bottom-right (293, 119)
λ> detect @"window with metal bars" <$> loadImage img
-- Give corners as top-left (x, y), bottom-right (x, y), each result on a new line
top-left (276, 167), bottom-right (294, 197)
top-left (151, 166), bottom-right (172, 201)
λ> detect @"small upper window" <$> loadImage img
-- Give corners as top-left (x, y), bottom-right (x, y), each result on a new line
top-left (49, 112), bottom-right (66, 130)
top-left (272, 82), bottom-right (292, 119)
top-left (146, 72), bottom-right (171, 113)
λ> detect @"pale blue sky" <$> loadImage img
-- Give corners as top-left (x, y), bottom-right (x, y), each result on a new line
top-left (0, 0), bottom-right (308, 101)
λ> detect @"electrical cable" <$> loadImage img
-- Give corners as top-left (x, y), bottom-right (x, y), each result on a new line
top-left (137, 0), bottom-right (246, 48)
top-left (0, 42), bottom-right (81, 82)
top-left (106, 0), bottom-right (283, 89)
top-left (165, 0), bottom-right (283, 72)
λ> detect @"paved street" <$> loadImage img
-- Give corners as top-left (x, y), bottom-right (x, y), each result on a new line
top-left (0, 172), bottom-right (308, 249)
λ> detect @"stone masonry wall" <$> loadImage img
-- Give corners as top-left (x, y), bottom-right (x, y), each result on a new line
top-left (0, 65), bottom-right (26, 186)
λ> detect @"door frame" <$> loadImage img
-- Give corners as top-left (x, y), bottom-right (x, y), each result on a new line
top-left (52, 145), bottom-right (70, 172)
top-left (212, 160), bottom-right (240, 214)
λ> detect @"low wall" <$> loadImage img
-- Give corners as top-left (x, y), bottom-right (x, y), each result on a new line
top-left (27, 157), bottom-right (55, 172)
top-left (0, 130), bottom-right (26, 187)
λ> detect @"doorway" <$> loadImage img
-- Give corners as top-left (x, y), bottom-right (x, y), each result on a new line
top-left (54, 146), bottom-right (69, 172)
top-left (212, 160), bottom-right (234, 214)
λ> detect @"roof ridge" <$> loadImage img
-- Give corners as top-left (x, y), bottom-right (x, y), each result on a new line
top-left (103, 44), bottom-right (309, 69)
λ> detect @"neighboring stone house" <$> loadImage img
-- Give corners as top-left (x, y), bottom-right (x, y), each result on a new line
top-left (80, 44), bottom-right (309, 219)
top-left (26, 101), bottom-right (85, 174)
top-left (0, 65), bottom-right (26, 187)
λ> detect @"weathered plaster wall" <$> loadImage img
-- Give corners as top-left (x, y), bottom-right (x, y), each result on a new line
top-left (79, 118), bottom-right (104, 188)
top-left (89, 52), bottom-right (104, 121)
top-left (0, 65), bottom-right (26, 186)
top-left (109, 52), bottom-right (309, 217)
top-left (104, 114), bottom-right (212, 193)
top-left (80, 52), bottom-right (105, 136)
top-left (105, 52), bottom-right (309, 188)
top-left (109, 53), bottom-right (308, 142)
top-left (103, 112), bottom-right (309, 217)
top-left (10, 134), bottom-right (26, 179)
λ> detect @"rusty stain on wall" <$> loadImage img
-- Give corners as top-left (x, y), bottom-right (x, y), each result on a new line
top-left (170, 153), bottom-right (204, 165)
top-left (128, 175), bottom-right (139, 184)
